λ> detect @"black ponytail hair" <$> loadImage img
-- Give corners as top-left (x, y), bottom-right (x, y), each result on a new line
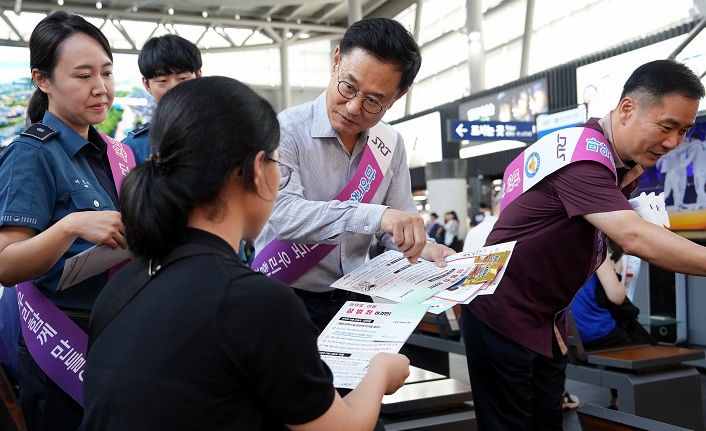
top-left (119, 76), bottom-right (279, 260)
top-left (27, 11), bottom-right (112, 124)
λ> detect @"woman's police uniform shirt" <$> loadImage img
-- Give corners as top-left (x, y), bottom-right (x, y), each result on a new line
top-left (121, 123), bottom-right (150, 164)
top-left (0, 110), bottom-right (119, 310)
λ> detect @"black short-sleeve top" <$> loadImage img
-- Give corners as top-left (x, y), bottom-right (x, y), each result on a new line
top-left (83, 228), bottom-right (335, 431)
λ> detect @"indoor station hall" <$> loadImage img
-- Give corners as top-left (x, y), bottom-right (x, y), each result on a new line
top-left (1, 0), bottom-right (706, 430)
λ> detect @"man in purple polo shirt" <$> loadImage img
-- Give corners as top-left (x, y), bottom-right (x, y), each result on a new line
top-left (462, 60), bottom-right (706, 430)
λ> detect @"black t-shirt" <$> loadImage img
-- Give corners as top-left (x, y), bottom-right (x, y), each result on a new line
top-left (83, 228), bottom-right (335, 431)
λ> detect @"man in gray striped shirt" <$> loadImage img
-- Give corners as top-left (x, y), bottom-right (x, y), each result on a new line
top-left (255, 18), bottom-right (454, 330)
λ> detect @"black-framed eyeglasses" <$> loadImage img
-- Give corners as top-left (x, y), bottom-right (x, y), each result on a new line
top-left (336, 69), bottom-right (386, 115)
top-left (265, 156), bottom-right (294, 190)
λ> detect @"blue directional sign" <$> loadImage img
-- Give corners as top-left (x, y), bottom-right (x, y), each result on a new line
top-left (450, 120), bottom-right (536, 142)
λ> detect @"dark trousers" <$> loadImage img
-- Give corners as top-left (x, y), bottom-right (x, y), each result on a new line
top-left (461, 308), bottom-right (568, 431)
top-left (17, 317), bottom-right (87, 431)
top-left (293, 288), bottom-right (373, 333)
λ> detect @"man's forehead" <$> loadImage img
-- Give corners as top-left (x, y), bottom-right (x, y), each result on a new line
top-left (644, 94), bottom-right (699, 126)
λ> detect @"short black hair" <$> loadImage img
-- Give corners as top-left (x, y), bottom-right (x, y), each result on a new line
top-left (339, 17), bottom-right (421, 92)
top-left (620, 59), bottom-right (705, 104)
top-left (138, 34), bottom-right (202, 79)
top-left (121, 77), bottom-right (279, 260)
top-left (430, 212), bottom-right (438, 218)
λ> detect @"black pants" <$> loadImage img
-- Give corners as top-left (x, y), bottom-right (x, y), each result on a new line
top-left (461, 308), bottom-right (568, 431)
top-left (17, 317), bottom-right (88, 431)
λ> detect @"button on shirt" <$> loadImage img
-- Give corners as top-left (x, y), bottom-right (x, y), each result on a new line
top-left (0, 111), bottom-right (119, 310)
top-left (255, 92), bottom-right (419, 293)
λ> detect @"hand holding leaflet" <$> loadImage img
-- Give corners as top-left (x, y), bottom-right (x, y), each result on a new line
top-left (57, 244), bottom-right (131, 291)
top-left (317, 301), bottom-right (427, 389)
top-left (331, 241), bottom-right (516, 307)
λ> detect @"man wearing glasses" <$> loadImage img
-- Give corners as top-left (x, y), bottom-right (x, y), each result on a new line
top-left (255, 17), bottom-right (454, 331)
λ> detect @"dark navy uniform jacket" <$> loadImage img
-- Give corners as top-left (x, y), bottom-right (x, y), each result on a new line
top-left (0, 111), bottom-right (119, 310)
top-left (122, 123), bottom-right (150, 165)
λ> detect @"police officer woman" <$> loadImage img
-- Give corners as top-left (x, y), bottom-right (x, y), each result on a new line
top-left (83, 76), bottom-right (410, 431)
top-left (0, 12), bottom-right (126, 431)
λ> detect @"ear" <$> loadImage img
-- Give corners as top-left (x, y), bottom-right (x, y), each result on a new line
top-left (195, 69), bottom-right (203, 78)
top-left (252, 150), bottom-right (268, 193)
top-left (389, 88), bottom-right (409, 108)
top-left (142, 77), bottom-right (153, 95)
top-left (331, 46), bottom-right (341, 75)
top-left (31, 68), bottom-right (50, 94)
top-left (617, 96), bottom-right (637, 125)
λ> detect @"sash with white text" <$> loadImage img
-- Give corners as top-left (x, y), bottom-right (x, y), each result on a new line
top-left (16, 133), bottom-right (135, 405)
top-left (500, 127), bottom-right (617, 212)
top-left (252, 122), bottom-right (398, 284)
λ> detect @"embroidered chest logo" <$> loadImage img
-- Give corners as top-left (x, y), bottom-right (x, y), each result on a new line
top-left (72, 179), bottom-right (91, 189)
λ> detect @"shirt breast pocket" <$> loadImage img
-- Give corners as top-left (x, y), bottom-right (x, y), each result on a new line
top-left (69, 190), bottom-right (112, 211)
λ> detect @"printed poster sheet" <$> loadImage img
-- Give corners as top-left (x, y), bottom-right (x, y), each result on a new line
top-left (318, 301), bottom-right (428, 389)
top-left (330, 251), bottom-right (471, 304)
top-left (331, 241), bottom-right (516, 314)
top-left (422, 241), bottom-right (517, 314)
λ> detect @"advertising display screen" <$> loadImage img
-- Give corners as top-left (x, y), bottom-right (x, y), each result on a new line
top-left (391, 111), bottom-right (443, 169)
top-left (635, 118), bottom-right (706, 231)
top-left (458, 78), bottom-right (549, 123)
top-left (457, 78), bottom-right (548, 159)
top-left (576, 35), bottom-right (687, 118)
top-left (536, 104), bottom-right (587, 139)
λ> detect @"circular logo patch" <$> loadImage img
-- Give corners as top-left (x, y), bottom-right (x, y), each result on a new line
top-left (525, 152), bottom-right (541, 178)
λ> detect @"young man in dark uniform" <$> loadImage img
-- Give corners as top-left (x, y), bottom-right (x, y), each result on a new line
top-left (122, 34), bottom-right (202, 163)
top-left (462, 60), bottom-right (706, 430)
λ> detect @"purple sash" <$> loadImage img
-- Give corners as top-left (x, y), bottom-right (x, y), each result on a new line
top-left (500, 127), bottom-right (617, 212)
top-left (16, 133), bottom-right (135, 405)
top-left (252, 122), bottom-right (398, 284)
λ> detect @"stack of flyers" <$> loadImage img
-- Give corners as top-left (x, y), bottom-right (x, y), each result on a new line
top-left (629, 192), bottom-right (670, 227)
top-left (422, 241), bottom-right (516, 314)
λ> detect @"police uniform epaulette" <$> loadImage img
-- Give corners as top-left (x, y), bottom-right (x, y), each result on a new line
top-left (130, 122), bottom-right (150, 137)
top-left (20, 123), bottom-right (58, 142)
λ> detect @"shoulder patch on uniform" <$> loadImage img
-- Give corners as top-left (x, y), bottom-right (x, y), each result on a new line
top-left (130, 122), bottom-right (150, 137)
top-left (20, 123), bottom-right (58, 142)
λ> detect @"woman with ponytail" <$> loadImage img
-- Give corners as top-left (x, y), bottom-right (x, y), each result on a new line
top-left (83, 76), bottom-right (410, 431)
top-left (0, 11), bottom-right (127, 431)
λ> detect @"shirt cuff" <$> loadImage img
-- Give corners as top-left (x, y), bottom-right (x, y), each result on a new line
top-left (0, 212), bottom-right (48, 231)
top-left (346, 203), bottom-right (387, 235)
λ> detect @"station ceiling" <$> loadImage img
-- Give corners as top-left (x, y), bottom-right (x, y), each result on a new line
top-left (0, 0), bottom-right (416, 52)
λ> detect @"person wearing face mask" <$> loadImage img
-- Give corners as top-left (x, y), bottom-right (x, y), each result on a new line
top-left (82, 76), bottom-right (410, 431)
top-left (0, 12), bottom-right (132, 431)
top-left (461, 60), bottom-right (706, 431)
top-left (254, 17), bottom-right (454, 332)
top-left (121, 34), bottom-right (202, 164)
